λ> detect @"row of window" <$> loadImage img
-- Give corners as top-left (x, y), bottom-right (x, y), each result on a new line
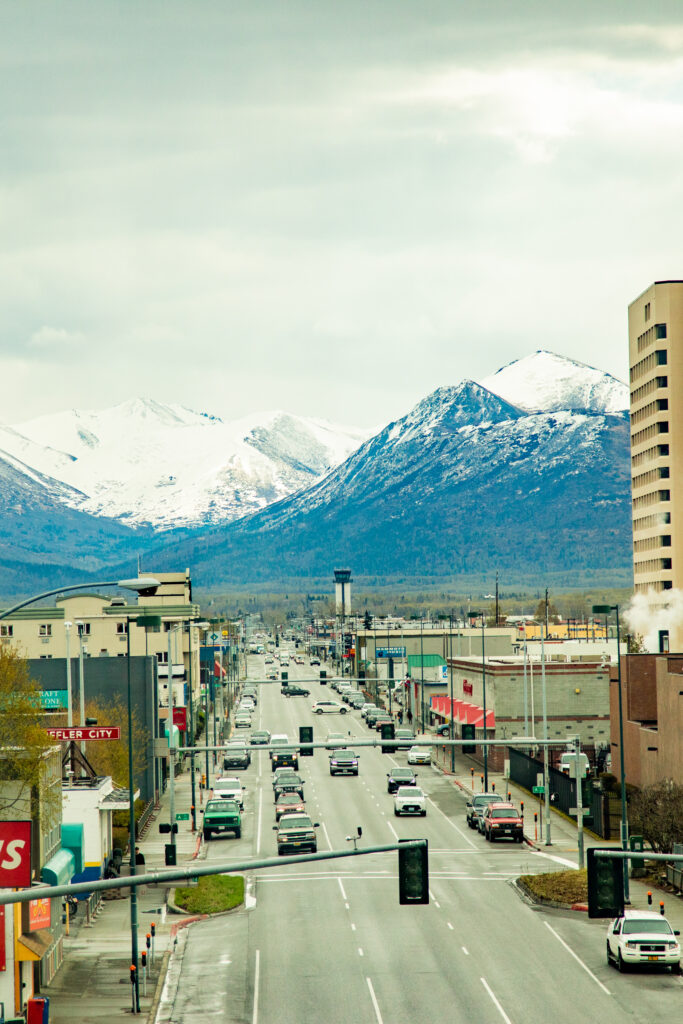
top-left (632, 488), bottom-right (671, 510)
top-left (635, 580), bottom-right (673, 592)
top-left (2, 620), bottom-right (184, 638)
top-left (632, 465), bottom-right (670, 489)
top-left (636, 322), bottom-right (667, 353)
top-left (631, 419), bottom-right (669, 448)
top-left (631, 443), bottom-right (669, 469)
top-left (633, 534), bottom-right (671, 553)
top-left (630, 375), bottom-right (668, 408)
top-left (629, 349), bottom-right (668, 384)
top-left (630, 396), bottom-right (668, 426)
top-left (634, 556), bottom-right (673, 573)
top-left (40, 650), bottom-right (174, 661)
top-left (633, 511), bottom-right (671, 531)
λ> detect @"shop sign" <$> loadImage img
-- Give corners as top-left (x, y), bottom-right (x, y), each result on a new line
top-left (0, 821), bottom-right (32, 887)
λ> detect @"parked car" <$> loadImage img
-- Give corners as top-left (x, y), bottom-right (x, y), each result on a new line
top-left (606, 910), bottom-right (681, 973)
top-left (387, 767), bottom-right (417, 794)
top-left (394, 786), bottom-right (427, 816)
top-left (273, 813), bottom-right (319, 855)
top-left (482, 803), bottom-right (524, 843)
top-left (407, 745), bottom-right (431, 765)
top-left (360, 703), bottom-right (377, 719)
top-left (311, 700), bottom-right (347, 715)
top-left (203, 799), bottom-right (241, 841)
top-left (465, 793), bottom-right (499, 830)
top-left (329, 749), bottom-right (359, 776)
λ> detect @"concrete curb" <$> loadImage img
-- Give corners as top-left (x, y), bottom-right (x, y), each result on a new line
top-left (515, 876), bottom-right (588, 912)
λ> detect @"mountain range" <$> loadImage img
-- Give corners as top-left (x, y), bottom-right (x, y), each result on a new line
top-left (0, 351), bottom-right (633, 595)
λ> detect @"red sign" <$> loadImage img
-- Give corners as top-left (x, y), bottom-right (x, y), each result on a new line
top-left (0, 821), bottom-right (32, 888)
top-left (28, 897), bottom-right (51, 931)
top-left (172, 707), bottom-right (187, 731)
top-left (46, 727), bottom-right (121, 741)
top-left (463, 681), bottom-right (473, 695)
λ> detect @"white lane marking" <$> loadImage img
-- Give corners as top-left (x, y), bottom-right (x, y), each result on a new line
top-left (337, 877), bottom-right (347, 901)
top-left (256, 789), bottom-right (262, 855)
top-left (533, 850), bottom-right (578, 870)
top-left (358, 947), bottom-right (364, 957)
top-left (434, 900), bottom-right (441, 908)
top-left (345, 902), bottom-right (350, 910)
top-left (366, 977), bottom-right (384, 1024)
top-left (447, 922), bottom-right (454, 930)
top-left (351, 923), bottom-right (356, 931)
top-left (386, 820), bottom-right (399, 840)
top-left (426, 797), bottom-right (477, 849)
top-left (252, 949), bottom-right (260, 1024)
top-left (462, 946), bottom-right (469, 955)
top-left (481, 977), bottom-right (512, 1024)
top-left (544, 922), bottom-right (611, 996)
top-left (321, 822), bottom-right (333, 850)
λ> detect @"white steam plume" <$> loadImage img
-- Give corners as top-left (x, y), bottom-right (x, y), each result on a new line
top-left (623, 588), bottom-right (683, 653)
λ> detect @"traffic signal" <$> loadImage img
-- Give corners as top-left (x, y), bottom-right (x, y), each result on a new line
top-left (164, 843), bottom-right (177, 866)
top-left (381, 722), bottom-right (396, 754)
top-left (299, 726), bottom-right (314, 757)
top-left (398, 839), bottom-right (429, 905)
top-left (281, 671), bottom-right (288, 682)
top-left (461, 723), bottom-right (476, 754)
top-left (159, 823), bottom-right (178, 834)
top-left (587, 847), bottom-right (624, 918)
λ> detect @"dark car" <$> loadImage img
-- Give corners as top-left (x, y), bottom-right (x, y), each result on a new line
top-left (222, 742), bottom-right (251, 771)
top-left (271, 747), bottom-right (299, 771)
top-left (483, 803), bottom-right (524, 843)
top-left (275, 792), bottom-right (306, 821)
top-left (281, 684), bottom-right (311, 697)
top-left (387, 767), bottom-right (417, 794)
top-left (273, 813), bottom-right (319, 855)
top-left (250, 730), bottom-right (271, 746)
top-left (273, 772), bottom-right (305, 801)
top-left (329, 749), bottom-right (359, 776)
top-left (465, 793), bottom-right (499, 830)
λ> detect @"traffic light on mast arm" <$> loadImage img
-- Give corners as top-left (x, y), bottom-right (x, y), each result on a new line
top-left (587, 847), bottom-right (624, 918)
top-left (381, 722), bottom-right (396, 754)
top-left (299, 726), bottom-right (314, 757)
top-left (398, 839), bottom-right (429, 905)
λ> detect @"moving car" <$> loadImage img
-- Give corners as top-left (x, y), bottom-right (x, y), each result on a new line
top-left (329, 749), bottom-right (359, 776)
top-left (395, 728), bottom-right (414, 745)
top-left (222, 741), bottom-right (251, 770)
top-left (250, 730), bottom-right (271, 746)
top-left (607, 910), bottom-right (681, 972)
top-left (271, 746), bottom-right (299, 771)
top-left (269, 734), bottom-right (290, 760)
top-left (482, 802), bottom-right (524, 842)
top-left (203, 799), bottom-right (241, 841)
top-left (387, 767), bottom-right (417, 794)
top-left (234, 713), bottom-right (251, 729)
top-left (394, 786), bottom-right (427, 816)
top-left (407, 745), bottom-right (431, 765)
top-left (266, 670), bottom-right (278, 680)
top-left (273, 813), bottom-right (319, 854)
top-left (310, 656), bottom-right (321, 666)
top-left (325, 731), bottom-right (347, 748)
top-left (311, 700), bottom-right (347, 715)
top-left (465, 793), bottom-right (499, 830)
top-left (360, 703), bottom-right (377, 719)
top-left (213, 776), bottom-right (246, 809)
top-left (275, 792), bottom-right (306, 821)
top-left (281, 684), bottom-right (310, 697)
top-left (273, 771), bottom-right (305, 800)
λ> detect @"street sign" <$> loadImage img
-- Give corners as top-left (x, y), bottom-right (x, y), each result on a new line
top-left (536, 773), bottom-right (544, 788)
top-left (0, 822), bottom-right (32, 887)
top-left (175, 813), bottom-right (190, 821)
top-left (46, 727), bottom-right (121, 741)
top-left (569, 807), bottom-right (591, 816)
top-left (376, 647), bottom-right (407, 658)
top-left (38, 690), bottom-right (68, 709)
top-left (532, 785), bottom-right (545, 795)
top-left (209, 632), bottom-right (219, 643)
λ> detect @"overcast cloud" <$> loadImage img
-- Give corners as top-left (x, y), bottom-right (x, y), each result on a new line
top-left (1, 1), bottom-right (682, 427)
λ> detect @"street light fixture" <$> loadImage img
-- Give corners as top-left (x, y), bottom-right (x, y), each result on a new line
top-left (592, 603), bottom-right (629, 902)
top-left (468, 611), bottom-right (488, 791)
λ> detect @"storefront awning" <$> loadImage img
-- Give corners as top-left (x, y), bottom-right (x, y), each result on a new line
top-left (41, 847), bottom-right (76, 887)
top-left (16, 929), bottom-right (53, 962)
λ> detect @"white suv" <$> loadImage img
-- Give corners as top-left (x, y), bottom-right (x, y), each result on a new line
top-left (394, 786), bottom-right (427, 817)
top-left (607, 910), bottom-right (681, 972)
top-left (311, 700), bottom-right (347, 715)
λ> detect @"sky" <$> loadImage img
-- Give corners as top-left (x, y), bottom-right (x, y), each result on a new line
top-left (2, 1), bottom-right (683, 429)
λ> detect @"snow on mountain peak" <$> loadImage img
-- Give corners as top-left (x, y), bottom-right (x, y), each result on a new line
top-left (479, 350), bottom-right (628, 415)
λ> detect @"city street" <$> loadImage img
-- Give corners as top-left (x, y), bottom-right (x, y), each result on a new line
top-left (160, 657), bottom-right (682, 1024)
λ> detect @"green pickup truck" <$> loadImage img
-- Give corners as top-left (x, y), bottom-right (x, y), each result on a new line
top-left (203, 798), bottom-right (242, 840)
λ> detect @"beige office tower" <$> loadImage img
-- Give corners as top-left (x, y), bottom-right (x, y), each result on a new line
top-left (628, 281), bottom-right (683, 650)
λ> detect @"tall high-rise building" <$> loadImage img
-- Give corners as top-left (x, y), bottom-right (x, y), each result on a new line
top-left (628, 282), bottom-right (683, 620)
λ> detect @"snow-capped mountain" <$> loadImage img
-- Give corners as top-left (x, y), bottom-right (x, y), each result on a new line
top-left (144, 371), bottom-right (632, 587)
top-left (1, 399), bottom-right (369, 530)
top-left (479, 351), bottom-right (628, 414)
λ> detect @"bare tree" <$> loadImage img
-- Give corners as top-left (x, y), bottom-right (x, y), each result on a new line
top-left (629, 780), bottom-right (683, 854)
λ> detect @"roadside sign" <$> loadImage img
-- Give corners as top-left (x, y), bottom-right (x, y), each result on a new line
top-left (536, 773), bottom-right (544, 788)
top-left (0, 821), bottom-right (32, 887)
top-left (46, 727), bottom-right (121, 741)
top-left (209, 632), bottom-right (219, 643)
top-left (569, 807), bottom-right (591, 816)
top-left (175, 813), bottom-right (190, 821)
top-left (39, 690), bottom-right (68, 709)
top-left (532, 785), bottom-right (545, 795)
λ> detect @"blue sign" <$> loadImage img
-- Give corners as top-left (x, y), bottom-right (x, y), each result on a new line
top-left (40, 690), bottom-right (68, 709)
top-left (376, 647), bottom-right (406, 658)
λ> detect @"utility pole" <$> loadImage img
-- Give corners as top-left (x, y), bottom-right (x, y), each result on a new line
top-left (545, 588), bottom-right (549, 638)
top-left (495, 571), bottom-right (499, 627)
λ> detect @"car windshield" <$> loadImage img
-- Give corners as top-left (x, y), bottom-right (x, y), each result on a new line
top-left (490, 807), bottom-right (517, 818)
top-left (280, 815), bottom-right (312, 828)
top-left (216, 800), bottom-right (239, 812)
top-left (623, 919), bottom-right (672, 935)
top-left (398, 787), bottom-right (423, 797)
top-left (474, 795), bottom-right (498, 807)
top-left (332, 750), bottom-right (356, 758)
top-left (393, 770), bottom-right (414, 779)
top-left (278, 794), bottom-right (302, 804)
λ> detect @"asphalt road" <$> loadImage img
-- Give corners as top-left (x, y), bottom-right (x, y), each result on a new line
top-left (161, 656), bottom-right (683, 1024)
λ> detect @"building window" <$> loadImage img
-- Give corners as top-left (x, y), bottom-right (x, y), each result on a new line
top-left (662, 535), bottom-right (672, 547)
top-left (661, 559), bottom-right (672, 570)
top-left (0, 625), bottom-right (13, 637)
top-left (644, 302), bottom-right (651, 320)
top-left (663, 581), bottom-right (673, 590)
top-left (656, 349), bottom-right (667, 365)
top-left (39, 624), bottom-right (52, 637)
top-left (116, 622), bottom-right (128, 635)
top-left (656, 323), bottom-right (667, 339)
top-left (78, 623), bottom-right (91, 636)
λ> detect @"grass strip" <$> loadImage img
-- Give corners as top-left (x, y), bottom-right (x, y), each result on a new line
top-left (175, 873), bottom-right (245, 914)
top-left (520, 868), bottom-right (587, 905)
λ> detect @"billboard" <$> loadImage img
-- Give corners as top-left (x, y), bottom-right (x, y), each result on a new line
top-left (0, 821), bottom-right (32, 888)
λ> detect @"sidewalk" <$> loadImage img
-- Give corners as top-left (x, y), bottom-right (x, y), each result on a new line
top-left (45, 753), bottom-right (212, 1023)
top-left (430, 733), bottom-right (683, 934)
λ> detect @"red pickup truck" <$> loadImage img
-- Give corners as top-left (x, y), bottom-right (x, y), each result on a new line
top-left (483, 802), bottom-right (524, 843)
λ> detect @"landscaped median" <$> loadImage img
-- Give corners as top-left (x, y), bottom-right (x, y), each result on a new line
top-left (518, 869), bottom-right (588, 910)
top-left (173, 874), bottom-right (245, 915)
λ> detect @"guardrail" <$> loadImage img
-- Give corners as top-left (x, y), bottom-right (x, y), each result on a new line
top-left (666, 843), bottom-right (683, 891)
top-left (135, 799), bottom-right (155, 839)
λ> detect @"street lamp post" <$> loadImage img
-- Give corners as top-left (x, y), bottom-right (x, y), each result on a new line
top-left (592, 603), bottom-right (629, 902)
top-left (468, 611), bottom-right (488, 791)
top-left (449, 612), bottom-right (455, 773)
top-left (419, 618), bottom-right (425, 733)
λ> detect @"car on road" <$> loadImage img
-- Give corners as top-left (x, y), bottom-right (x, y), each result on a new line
top-left (234, 713), bottom-right (252, 728)
top-left (203, 799), bottom-right (242, 841)
top-left (394, 786), bottom-right (427, 816)
top-left (607, 910), bottom-right (681, 973)
top-left (273, 771), bottom-right (305, 800)
top-left (250, 730), bottom-right (271, 746)
top-left (213, 776), bottom-right (246, 809)
top-left (465, 793), bottom-right (499, 830)
top-left (325, 731), bottom-right (347, 748)
top-left (360, 702), bottom-right (376, 717)
top-left (275, 792), bottom-right (306, 820)
top-left (329, 749), bottom-right (359, 776)
top-left (223, 741), bottom-right (251, 771)
top-left (273, 812), bottom-right (319, 854)
top-left (482, 802), bottom-right (524, 843)
top-left (269, 733), bottom-right (290, 760)
top-left (407, 745), bottom-right (431, 765)
top-left (264, 655), bottom-right (274, 664)
top-left (271, 746), bottom-right (299, 771)
top-left (348, 694), bottom-right (366, 709)
top-left (310, 656), bottom-right (321, 666)
top-left (395, 728), bottom-right (414, 745)
top-left (387, 767), bottom-right (418, 794)
top-left (266, 669), bottom-right (278, 680)
top-left (311, 700), bottom-right (347, 715)
top-left (373, 715), bottom-right (393, 731)
top-left (281, 684), bottom-right (310, 697)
